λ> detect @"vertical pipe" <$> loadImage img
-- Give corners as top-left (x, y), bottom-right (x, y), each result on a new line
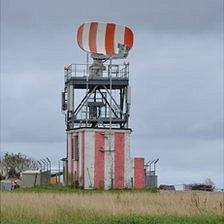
top-left (68, 85), bottom-right (74, 111)
top-left (82, 131), bottom-right (85, 188)
top-left (109, 57), bottom-right (112, 131)
top-left (86, 76), bottom-right (89, 127)
top-left (120, 89), bottom-right (123, 120)
top-left (67, 84), bottom-right (74, 129)
top-left (85, 53), bottom-right (89, 127)
top-left (125, 87), bottom-right (128, 128)
top-left (109, 57), bottom-right (113, 188)
top-left (86, 53), bottom-right (89, 75)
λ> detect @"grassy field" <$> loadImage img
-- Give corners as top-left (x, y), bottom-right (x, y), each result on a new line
top-left (1, 186), bottom-right (223, 224)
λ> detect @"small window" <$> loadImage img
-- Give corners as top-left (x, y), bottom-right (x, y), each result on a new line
top-left (72, 136), bottom-right (79, 161)
top-left (71, 138), bottom-right (74, 160)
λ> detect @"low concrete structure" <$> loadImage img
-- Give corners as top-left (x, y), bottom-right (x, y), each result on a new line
top-left (21, 170), bottom-right (50, 188)
top-left (0, 180), bottom-right (13, 191)
top-left (65, 128), bottom-right (145, 189)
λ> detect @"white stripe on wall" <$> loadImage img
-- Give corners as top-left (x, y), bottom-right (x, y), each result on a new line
top-left (124, 131), bottom-right (133, 188)
top-left (104, 131), bottom-right (115, 189)
top-left (84, 130), bottom-right (95, 189)
top-left (96, 23), bottom-right (107, 54)
top-left (114, 25), bottom-right (125, 54)
top-left (82, 23), bottom-right (91, 52)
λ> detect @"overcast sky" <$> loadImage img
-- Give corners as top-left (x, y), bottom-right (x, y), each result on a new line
top-left (1, 0), bottom-right (223, 188)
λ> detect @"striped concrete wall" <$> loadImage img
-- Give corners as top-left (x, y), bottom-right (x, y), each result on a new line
top-left (67, 128), bottom-right (145, 189)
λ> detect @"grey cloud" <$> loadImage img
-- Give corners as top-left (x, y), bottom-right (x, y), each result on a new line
top-left (1, 0), bottom-right (223, 34)
top-left (130, 33), bottom-right (223, 141)
top-left (1, 71), bottom-right (66, 143)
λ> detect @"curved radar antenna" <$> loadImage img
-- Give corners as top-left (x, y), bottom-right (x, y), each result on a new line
top-left (76, 22), bottom-right (134, 60)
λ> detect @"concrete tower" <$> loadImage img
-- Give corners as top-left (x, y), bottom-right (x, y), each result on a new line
top-left (62, 22), bottom-right (145, 189)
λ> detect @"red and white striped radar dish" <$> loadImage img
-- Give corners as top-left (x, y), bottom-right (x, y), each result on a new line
top-left (77, 22), bottom-right (134, 57)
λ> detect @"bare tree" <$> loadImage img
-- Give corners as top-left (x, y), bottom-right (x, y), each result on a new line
top-left (0, 152), bottom-right (38, 179)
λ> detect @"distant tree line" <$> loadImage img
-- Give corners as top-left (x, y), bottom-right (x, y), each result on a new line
top-left (0, 152), bottom-right (38, 180)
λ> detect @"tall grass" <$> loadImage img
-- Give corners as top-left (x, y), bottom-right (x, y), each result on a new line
top-left (1, 190), bottom-right (223, 224)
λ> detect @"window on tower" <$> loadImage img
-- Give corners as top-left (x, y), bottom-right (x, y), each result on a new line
top-left (72, 135), bottom-right (79, 161)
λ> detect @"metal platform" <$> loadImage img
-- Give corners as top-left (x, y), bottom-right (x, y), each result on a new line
top-left (62, 63), bottom-right (131, 130)
top-left (65, 76), bottom-right (129, 89)
top-left (64, 63), bottom-right (129, 79)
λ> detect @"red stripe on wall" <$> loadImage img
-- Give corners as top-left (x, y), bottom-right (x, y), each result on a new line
top-left (124, 27), bottom-right (134, 49)
top-left (134, 158), bottom-right (145, 189)
top-left (77, 24), bottom-right (84, 49)
top-left (89, 22), bottom-right (98, 53)
top-left (94, 132), bottom-right (105, 189)
top-left (114, 132), bottom-right (125, 188)
top-left (105, 23), bottom-right (115, 55)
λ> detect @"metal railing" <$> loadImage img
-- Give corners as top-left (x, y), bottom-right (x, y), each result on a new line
top-left (64, 63), bottom-right (129, 80)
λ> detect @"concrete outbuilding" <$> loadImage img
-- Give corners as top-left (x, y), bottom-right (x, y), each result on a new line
top-left (21, 170), bottom-right (50, 188)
